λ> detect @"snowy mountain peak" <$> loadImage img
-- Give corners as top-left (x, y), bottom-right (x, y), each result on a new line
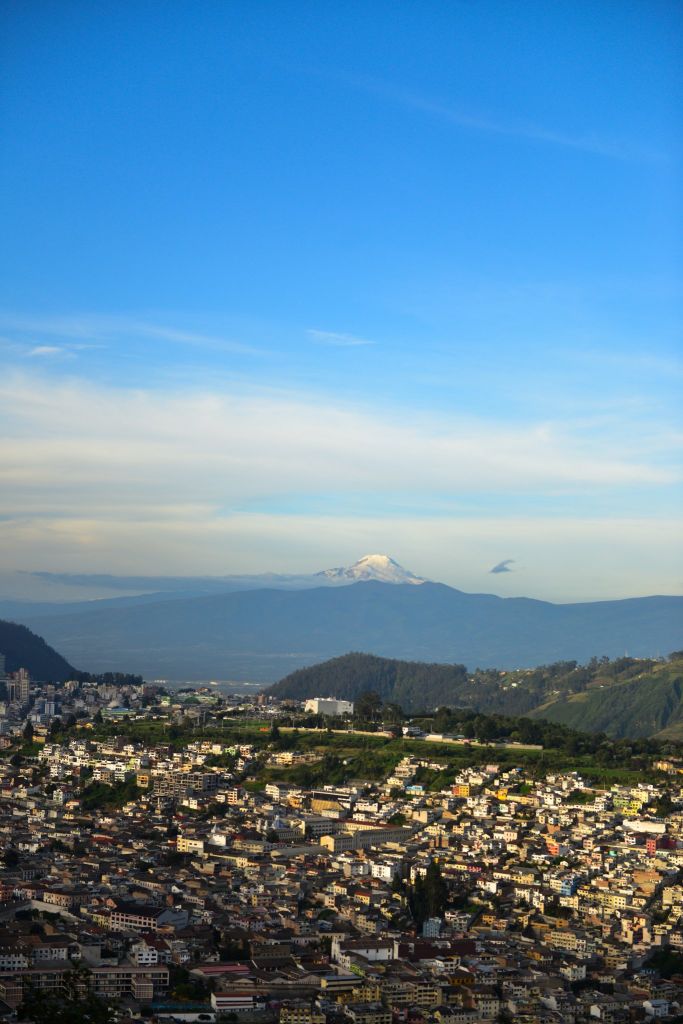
top-left (317, 554), bottom-right (426, 585)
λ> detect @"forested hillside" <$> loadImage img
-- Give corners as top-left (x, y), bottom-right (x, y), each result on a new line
top-left (0, 619), bottom-right (79, 681)
top-left (269, 651), bottom-right (683, 737)
top-left (269, 652), bottom-right (469, 708)
top-left (529, 657), bottom-right (683, 739)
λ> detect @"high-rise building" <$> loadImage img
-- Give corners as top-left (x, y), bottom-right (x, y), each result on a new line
top-left (7, 668), bottom-right (30, 704)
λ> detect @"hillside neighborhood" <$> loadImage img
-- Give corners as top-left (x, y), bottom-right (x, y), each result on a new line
top-left (0, 666), bottom-right (682, 1021)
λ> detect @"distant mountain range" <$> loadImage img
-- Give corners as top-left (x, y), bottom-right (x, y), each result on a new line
top-left (2, 611), bottom-right (682, 737)
top-left (0, 555), bottom-right (679, 681)
top-left (0, 554), bottom-right (425, 614)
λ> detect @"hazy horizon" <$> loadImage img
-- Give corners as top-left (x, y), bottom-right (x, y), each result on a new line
top-left (0, 549), bottom-right (680, 606)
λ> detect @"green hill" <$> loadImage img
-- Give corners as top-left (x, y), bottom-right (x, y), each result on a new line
top-left (268, 652), bottom-right (469, 709)
top-left (0, 619), bottom-right (80, 682)
top-left (528, 658), bottom-right (683, 739)
top-left (269, 651), bottom-right (683, 736)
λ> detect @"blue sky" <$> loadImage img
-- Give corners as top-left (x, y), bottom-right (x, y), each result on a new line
top-left (0, 0), bottom-right (681, 600)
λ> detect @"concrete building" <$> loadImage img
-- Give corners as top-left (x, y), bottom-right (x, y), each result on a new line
top-left (304, 697), bottom-right (354, 716)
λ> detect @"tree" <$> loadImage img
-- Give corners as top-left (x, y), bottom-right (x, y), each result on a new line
top-left (409, 860), bottom-right (448, 925)
top-left (382, 702), bottom-right (405, 725)
top-left (433, 706), bottom-right (454, 734)
top-left (355, 691), bottom-right (382, 723)
top-left (22, 721), bottom-right (34, 742)
top-left (474, 716), bottom-right (498, 743)
top-left (18, 966), bottom-right (115, 1023)
top-left (169, 963), bottom-right (208, 1002)
top-left (424, 860), bottom-right (448, 918)
top-left (162, 850), bottom-right (186, 866)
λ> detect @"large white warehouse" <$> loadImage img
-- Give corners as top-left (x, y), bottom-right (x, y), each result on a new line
top-left (304, 697), bottom-right (354, 716)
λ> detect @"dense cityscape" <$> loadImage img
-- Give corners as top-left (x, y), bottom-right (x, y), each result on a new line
top-left (0, 662), bottom-right (682, 1022)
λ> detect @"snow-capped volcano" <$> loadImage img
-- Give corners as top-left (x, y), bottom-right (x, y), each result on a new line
top-left (316, 554), bottom-right (426, 585)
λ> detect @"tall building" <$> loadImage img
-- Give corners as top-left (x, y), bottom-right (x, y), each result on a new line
top-left (7, 668), bottom-right (30, 705)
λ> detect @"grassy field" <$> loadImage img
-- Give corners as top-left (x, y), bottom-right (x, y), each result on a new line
top-left (250, 729), bottom-right (660, 788)
top-left (31, 713), bottom-right (664, 790)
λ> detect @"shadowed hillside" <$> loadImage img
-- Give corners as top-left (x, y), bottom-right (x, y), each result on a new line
top-left (269, 652), bottom-right (469, 708)
top-left (0, 619), bottom-right (79, 681)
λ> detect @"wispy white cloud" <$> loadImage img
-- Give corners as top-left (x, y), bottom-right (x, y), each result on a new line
top-left (308, 328), bottom-right (376, 347)
top-left (0, 313), bottom-right (261, 356)
top-left (123, 321), bottom-right (261, 355)
top-left (0, 370), bottom-right (677, 505)
top-left (567, 347), bottom-right (683, 377)
top-left (27, 345), bottom-right (70, 358)
top-left (341, 74), bottom-right (661, 163)
top-left (6, 338), bottom-right (105, 360)
top-left (0, 371), bottom-right (679, 598)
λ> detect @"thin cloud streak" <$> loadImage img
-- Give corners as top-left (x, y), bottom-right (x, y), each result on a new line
top-left (27, 346), bottom-right (69, 358)
top-left (125, 321), bottom-right (262, 355)
top-left (308, 329), bottom-right (376, 347)
top-left (567, 348), bottom-right (683, 377)
top-left (0, 313), bottom-right (262, 356)
top-left (342, 74), bottom-right (662, 163)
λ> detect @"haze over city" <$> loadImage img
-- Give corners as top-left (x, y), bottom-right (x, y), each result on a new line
top-left (0, 2), bottom-right (681, 603)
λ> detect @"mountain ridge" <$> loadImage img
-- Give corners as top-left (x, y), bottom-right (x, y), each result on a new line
top-left (0, 554), bottom-right (425, 605)
top-left (12, 579), bottom-right (682, 681)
